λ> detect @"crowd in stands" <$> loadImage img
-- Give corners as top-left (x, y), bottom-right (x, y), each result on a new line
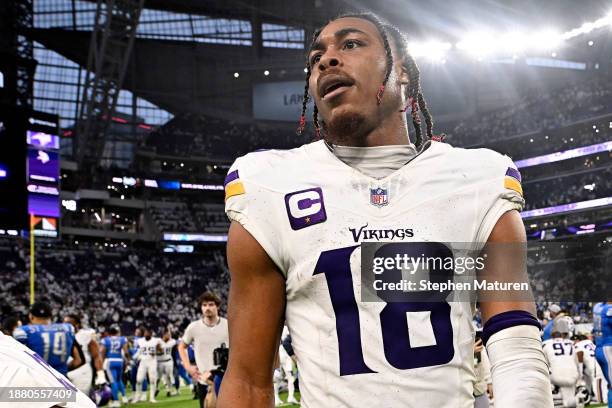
top-left (520, 152), bottom-right (610, 181)
top-left (0, 243), bottom-right (228, 335)
top-left (486, 117), bottom-right (611, 160)
top-left (445, 76), bottom-right (612, 148)
top-left (145, 113), bottom-right (309, 159)
top-left (523, 167), bottom-right (612, 210)
top-left (147, 203), bottom-right (228, 234)
top-left (149, 204), bottom-right (198, 233)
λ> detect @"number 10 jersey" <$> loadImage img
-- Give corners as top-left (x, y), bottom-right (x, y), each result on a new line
top-left (225, 140), bottom-right (524, 408)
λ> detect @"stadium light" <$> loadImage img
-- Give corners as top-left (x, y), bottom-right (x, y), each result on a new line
top-left (456, 33), bottom-right (497, 58)
top-left (264, 70), bottom-right (270, 76)
top-left (499, 32), bottom-right (529, 54)
top-left (530, 30), bottom-right (562, 51)
top-left (408, 41), bottom-right (452, 62)
top-left (233, 72), bottom-right (239, 78)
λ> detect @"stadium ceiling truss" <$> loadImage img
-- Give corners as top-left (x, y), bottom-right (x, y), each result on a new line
top-left (1, 0), bottom-right (35, 108)
top-left (75, 0), bottom-right (144, 167)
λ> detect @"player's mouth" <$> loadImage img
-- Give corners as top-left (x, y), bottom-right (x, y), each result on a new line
top-left (319, 74), bottom-right (355, 101)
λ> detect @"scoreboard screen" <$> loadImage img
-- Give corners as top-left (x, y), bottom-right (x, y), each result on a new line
top-left (26, 111), bottom-right (61, 227)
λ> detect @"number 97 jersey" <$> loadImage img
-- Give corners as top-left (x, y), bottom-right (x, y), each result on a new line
top-left (225, 140), bottom-right (524, 408)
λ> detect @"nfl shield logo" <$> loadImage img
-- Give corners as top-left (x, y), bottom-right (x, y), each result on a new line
top-left (370, 187), bottom-right (388, 207)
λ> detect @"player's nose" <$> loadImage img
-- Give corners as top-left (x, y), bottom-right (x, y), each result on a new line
top-left (318, 52), bottom-right (341, 71)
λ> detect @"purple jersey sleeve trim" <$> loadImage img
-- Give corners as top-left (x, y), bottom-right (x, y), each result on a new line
top-left (482, 310), bottom-right (541, 345)
top-left (505, 167), bottom-right (522, 182)
top-left (224, 170), bottom-right (239, 187)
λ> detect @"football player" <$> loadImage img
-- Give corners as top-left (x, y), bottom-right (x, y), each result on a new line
top-left (593, 302), bottom-right (612, 407)
top-left (542, 316), bottom-right (582, 407)
top-left (134, 327), bottom-right (162, 403)
top-left (100, 327), bottom-right (130, 407)
top-left (129, 327), bottom-right (148, 394)
top-left (574, 332), bottom-right (597, 399)
top-left (157, 330), bottom-right (178, 397)
top-left (218, 11), bottom-right (552, 408)
top-left (13, 302), bottom-right (83, 376)
top-left (63, 314), bottom-right (106, 397)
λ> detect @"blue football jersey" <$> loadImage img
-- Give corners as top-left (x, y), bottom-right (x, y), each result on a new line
top-left (13, 323), bottom-right (75, 375)
top-left (593, 302), bottom-right (612, 346)
top-left (129, 335), bottom-right (142, 358)
top-left (102, 335), bottom-right (127, 360)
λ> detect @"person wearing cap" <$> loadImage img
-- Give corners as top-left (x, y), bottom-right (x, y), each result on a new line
top-left (12, 301), bottom-right (84, 376)
top-left (542, 304), bottom-right (563, 341)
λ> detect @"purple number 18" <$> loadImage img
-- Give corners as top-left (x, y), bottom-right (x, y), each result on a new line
top-left (313, 244), bottom-right (455, 376)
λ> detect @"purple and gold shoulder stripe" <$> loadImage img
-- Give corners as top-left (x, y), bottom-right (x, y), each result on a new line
top-left (224, 170), bottom-right (245, 202)
top-left (503, 167), bottom-right (523, 197)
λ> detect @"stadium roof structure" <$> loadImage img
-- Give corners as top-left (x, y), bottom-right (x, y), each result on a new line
top-left (27, 0), bottom-right (612, 121)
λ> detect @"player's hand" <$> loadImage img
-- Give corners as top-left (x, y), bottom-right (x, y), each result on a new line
top-left (474, 338), bottom-right (484, 353)
top-left (95, 370), bottom-right (108, 385)
top-left (187, 364), bottom-right (201, 382)
top-left (487, 383), bottom-right (494, 400)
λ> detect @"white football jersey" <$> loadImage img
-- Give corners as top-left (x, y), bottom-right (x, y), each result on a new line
top-left (225, 140), bottom-right (524, 408)
top-left (136, 337), bottom-right (161, 361)
top-left (75, 329), bottom-right (95, 364)
top-left (543, 338), bottom-right (580, 384)
top-left (0, 332), bottom-right (95, 408)
top-left (158, 339), bottom-right (176, 362)
top-left (575, 339), bottom-right (596, 377)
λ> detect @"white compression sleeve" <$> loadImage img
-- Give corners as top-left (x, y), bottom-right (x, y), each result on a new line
top-left (486, 325), bottom-right (553, 408)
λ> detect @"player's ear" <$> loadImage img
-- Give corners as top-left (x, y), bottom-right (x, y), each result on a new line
top-left (397, 56), bottom-right (410, 86)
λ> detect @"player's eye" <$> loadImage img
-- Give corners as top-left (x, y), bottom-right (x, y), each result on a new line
top-left (343, 39), bottom-right (361, 50)
top-left (310, 54), bottom-right (321, 66)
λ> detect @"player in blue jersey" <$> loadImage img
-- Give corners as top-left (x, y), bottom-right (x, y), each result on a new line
top-left (12, 301), bottom-right (83, 376)
top-left (593, 302), bottom-right (612, 407)
top-left (100, 326), bottom-right (130, 407)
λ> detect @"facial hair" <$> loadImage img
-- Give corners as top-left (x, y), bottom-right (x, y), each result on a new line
top-left (324, 110), bottom-right (369, 146)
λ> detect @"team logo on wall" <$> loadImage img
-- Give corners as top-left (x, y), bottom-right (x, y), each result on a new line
top-left (370, 187), bottom-right (388, 207)
top-left (284, 187), bottom-right (327, 230)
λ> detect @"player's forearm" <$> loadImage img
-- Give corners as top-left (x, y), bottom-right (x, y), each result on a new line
top-left (487, 325), bottom-right (553, 407)
top-left (216, 373), bottom-right (273, 408)
top-left (177, 344), bottom-right (191, 368)
top-left (93, 356), bottom-right (103, 371)
top-left (90, 346), bottom-right (103, 371)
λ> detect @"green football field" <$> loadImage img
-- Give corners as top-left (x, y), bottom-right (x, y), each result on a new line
top-left (125, 386), bottom-right (607, 408)
top-left (126, 386), bottom-right (300, 408)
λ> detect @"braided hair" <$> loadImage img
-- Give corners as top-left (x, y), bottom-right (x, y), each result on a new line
top-left (297, 12), bottom-right (436, 148)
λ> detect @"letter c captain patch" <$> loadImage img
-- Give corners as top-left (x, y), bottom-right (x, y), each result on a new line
top-left (224, 170), bottom-right (245, 201)
top-left (284, 187), bottom-right (327, 230)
